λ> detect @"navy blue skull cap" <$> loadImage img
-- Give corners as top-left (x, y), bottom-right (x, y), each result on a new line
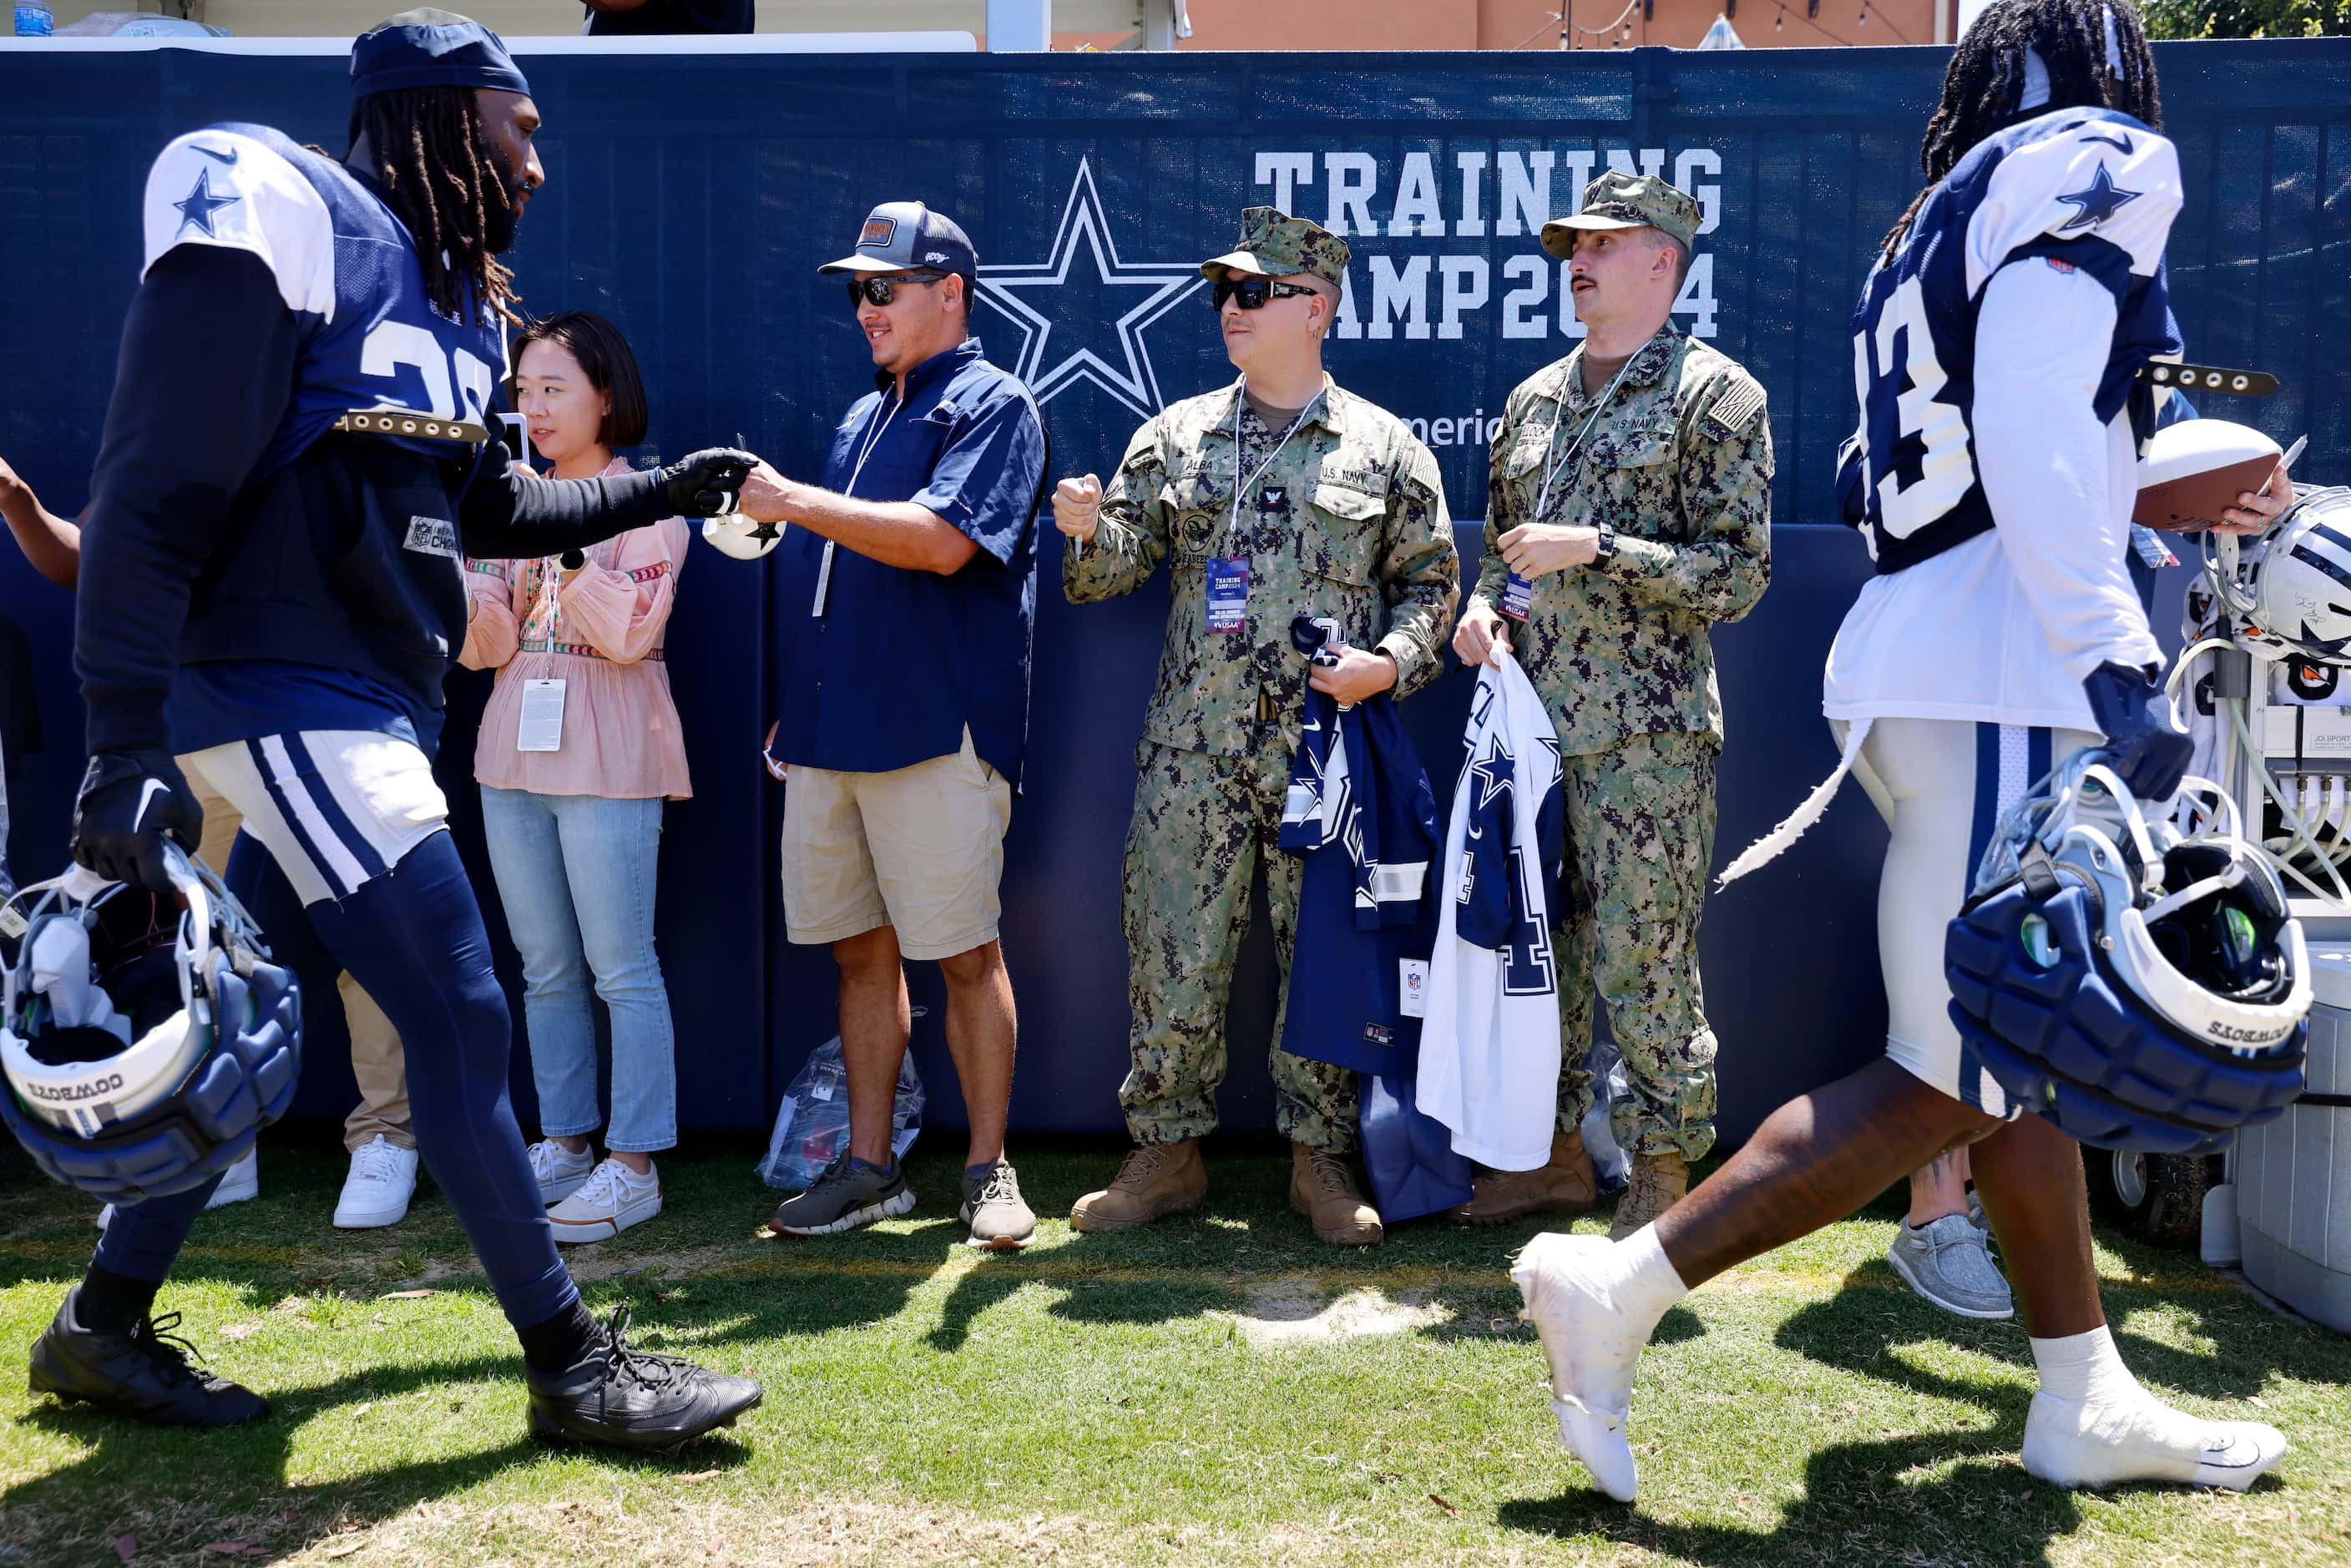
top-left (351, 9), bottom-right (531, 101)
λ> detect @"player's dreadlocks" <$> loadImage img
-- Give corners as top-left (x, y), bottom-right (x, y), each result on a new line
top-left (1881, 0), bottom-right (2161, 260)
top-left (348, 85), bottom-right (520, 327)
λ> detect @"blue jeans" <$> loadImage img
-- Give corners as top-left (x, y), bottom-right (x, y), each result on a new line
top-left (479, 787), bottom-right (677, 1153)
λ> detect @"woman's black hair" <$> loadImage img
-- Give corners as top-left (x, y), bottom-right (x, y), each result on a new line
top-left (513, 311), bottom-right (651, 448)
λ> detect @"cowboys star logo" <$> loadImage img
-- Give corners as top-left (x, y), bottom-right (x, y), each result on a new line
top-left (977, 159), bottom-right (1205, 417)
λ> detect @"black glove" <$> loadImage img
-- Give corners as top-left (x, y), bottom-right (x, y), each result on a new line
top-left (2082, 660), bottom-right (2193, 802)
top-left (658, 448), bottom-right (757, 518)
top-left (72, 749), bottom-right (203, 892)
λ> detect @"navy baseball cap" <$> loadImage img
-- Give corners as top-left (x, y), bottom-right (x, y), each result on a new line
top-left (351, 9), bottom-right (531, 101)
top-left (818, 201), bottom-right (977, 280)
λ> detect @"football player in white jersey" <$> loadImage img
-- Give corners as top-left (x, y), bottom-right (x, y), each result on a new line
top-left (1509, 0), bottom-right (2298, 1504)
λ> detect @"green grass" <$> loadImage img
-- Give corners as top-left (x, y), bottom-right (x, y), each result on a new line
top-left (1, 1139), bottom-right (2344, 1566)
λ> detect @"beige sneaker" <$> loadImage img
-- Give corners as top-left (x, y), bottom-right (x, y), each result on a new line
top-left (1609, 1151), bottom-right (1689, 1242)
top-left (1069, 1140), bottom-right (1206, 1233)
top-left (1289, 1142), bottom-right (1383, 1247)
top-left (1452, 1129), bottom-right (1599, 1226)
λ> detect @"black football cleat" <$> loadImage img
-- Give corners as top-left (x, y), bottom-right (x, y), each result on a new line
top-left (28, 1287), bottom-right (269, 1428)
top-left (524, 1306), bottom-right (761, 1452)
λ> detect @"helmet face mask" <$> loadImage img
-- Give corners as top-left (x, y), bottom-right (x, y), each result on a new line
top-left (1949, 756), bottom-right (2311, 1154)
top-left (0, 848), bottom-right (301, 1202)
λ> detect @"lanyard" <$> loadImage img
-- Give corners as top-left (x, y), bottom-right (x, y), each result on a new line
top-left (813, 391), bottom-right (902, 617)
top-left (1227, 380), bottom-right (1326, 545)
top-left (1532, 352), bottom-right (1638, 524)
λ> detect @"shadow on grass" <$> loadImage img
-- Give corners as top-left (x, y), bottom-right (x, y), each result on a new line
top-left (1784, 1256), bottom-right (2344, 1406)
top-left (3, 1348), bottom-right (754, 1565)
top-left (1498, 1441), bottom-right (2090, 1567)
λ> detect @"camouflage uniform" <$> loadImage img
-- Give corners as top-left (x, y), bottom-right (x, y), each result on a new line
top-left (1483, 175), bottom-right (1773, 1161)
top-left (1069, 209), bottom-right (1459, 1152)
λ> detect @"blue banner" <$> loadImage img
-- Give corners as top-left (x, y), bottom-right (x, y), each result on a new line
top-left (1, 40), bottom-right (2343, 1142)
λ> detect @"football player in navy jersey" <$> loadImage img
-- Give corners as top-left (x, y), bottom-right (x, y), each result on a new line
top-left (35, 12), bottom-right (763, 1449)
top-left (1509, 0), bottom-right (2298, 1504)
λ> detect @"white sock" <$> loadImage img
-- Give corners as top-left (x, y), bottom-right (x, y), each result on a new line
top-left (2024, 1326), bottom-right (2287, 1491)
top-left (1608, 1225), bottom-right (1691, 1338)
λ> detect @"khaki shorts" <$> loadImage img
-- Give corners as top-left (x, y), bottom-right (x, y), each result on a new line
top-left (781, 729), bottom-right (1010, 961)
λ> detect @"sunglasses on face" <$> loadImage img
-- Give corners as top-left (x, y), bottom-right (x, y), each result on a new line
top-left (1211, 277), bottom-right (1318, 312)
top-left (847, 271), bottom-right (948, 310)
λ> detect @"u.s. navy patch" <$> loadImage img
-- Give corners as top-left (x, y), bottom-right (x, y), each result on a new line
top-left (1706, 378), bottom-right (1765, 437)
top-left (403, 515), bottom-right (459, 559)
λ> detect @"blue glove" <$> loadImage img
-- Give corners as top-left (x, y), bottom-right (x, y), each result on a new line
top-left (2081, 661), bottom-right (2192, 802)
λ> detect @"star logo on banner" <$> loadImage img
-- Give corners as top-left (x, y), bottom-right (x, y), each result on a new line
top-left (2055, 163), bottom-right (2140, 231)
top-left (172, 167), bottom-right (240, 238)
top-left (978, 160), bottom-right (1206, 417)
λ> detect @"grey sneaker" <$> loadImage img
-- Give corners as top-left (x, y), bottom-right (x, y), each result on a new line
top-left (764, 1154), bottom-right (914, 1238)
top-left (1887, 1212), bottom-right (2015, 1320)
top-left (959, 1159), bottom-right (1036, 1252)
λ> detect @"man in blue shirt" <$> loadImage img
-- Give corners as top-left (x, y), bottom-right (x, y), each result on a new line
top-left (746, 201), bottom-right (1049, 1249)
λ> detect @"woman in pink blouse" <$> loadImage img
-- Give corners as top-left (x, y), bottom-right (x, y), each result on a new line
top-left (462, 312), bottom-right (688, 1244)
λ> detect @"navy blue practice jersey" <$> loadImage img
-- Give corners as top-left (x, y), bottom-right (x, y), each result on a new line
top-left (140, 121), bottom-right (508, 483)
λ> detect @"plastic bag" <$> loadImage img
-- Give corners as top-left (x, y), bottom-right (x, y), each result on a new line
top-left (756, 1027), bottom-right (925, 1191)
top-left (1580, 1038), bottom-right (1632, 1195)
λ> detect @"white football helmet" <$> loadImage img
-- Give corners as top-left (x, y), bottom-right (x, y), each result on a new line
top-left (3, 851), bottom-right (263, 1137)
top-left (2210, 486), bottom-right (2351, 665)
top-left (701, 513), bottom-right (783, 561)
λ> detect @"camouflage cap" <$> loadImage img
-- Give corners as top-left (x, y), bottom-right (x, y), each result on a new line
top-left (1201, 206), bottom-right (1351, 289)
top-left (1540, 170), bottom-right (1702, 260)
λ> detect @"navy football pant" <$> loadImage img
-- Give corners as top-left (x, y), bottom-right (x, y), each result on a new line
top-left (93, 828), bottom-right (579, 1332)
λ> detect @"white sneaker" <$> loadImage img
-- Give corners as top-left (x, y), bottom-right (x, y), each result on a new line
top-left (528, 1139), bottom-right (597, 1206)
top-left (1512, 1232), bottom-right (1646, 1503)
top-left (94, 1151), bottom-right (260, 1230)
top-left (546, 1157), bottom-right (662, 1245)
top-left (2022, 1389), bottom-right (2288, 1491)
top-left (334, 1136), bottom-right (421, 1229)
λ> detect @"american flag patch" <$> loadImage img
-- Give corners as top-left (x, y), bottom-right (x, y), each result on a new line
top-left (1706, 378), bottom-right (1765, 436)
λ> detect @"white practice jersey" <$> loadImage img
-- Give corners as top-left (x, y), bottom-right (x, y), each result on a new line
top-left (1416, 652), bottom-right (1568, 1172)
top-left (1826, 107), bottom-right (2182, 731)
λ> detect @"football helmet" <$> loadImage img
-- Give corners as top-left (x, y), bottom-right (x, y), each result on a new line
top-left (1945, 756), bottom-right (2308, 1156)
top-left (2209, 485), bottom-right (2351, 665)
top-left (700, 513), bottom-right (783, 561)
top-left (0, 846), bottom-right (301, 1202)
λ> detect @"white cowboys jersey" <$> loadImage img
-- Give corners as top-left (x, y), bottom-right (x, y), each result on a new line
top-left (1826, 106), bottom-right (2182, 731)
top-left (1416, 652), bottom-right (1568, 1173)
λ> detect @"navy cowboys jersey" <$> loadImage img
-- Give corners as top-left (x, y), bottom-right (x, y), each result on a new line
top-left (140, 122), bottom-right (508, 482)
top-left (1843, 106), bottom-right (2183, 574)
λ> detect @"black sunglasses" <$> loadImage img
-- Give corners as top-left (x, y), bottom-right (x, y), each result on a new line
top-left (1211, 277), bottom-right (1318, 312)
top-left (847, 271), bottom-right (949, 310)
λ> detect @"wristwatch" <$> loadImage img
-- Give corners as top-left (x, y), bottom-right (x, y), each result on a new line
top-left (1592, 523), bottom-right (1618, 564)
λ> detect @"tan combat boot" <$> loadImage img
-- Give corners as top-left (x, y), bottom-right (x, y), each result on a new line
top-left (1608, 1151), bottom-right (1689, 1242)
top-left (1451, 1128), bottom-right (1599, 1226)
top-left (1289, 1142), bottom-right (1383, 1247)
top-left (1069, 1140), bottom-right (1206, 1233)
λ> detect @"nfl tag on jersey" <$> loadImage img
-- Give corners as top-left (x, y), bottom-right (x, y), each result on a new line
top-left (1206, 556), bottom-right (1250, 634)
top-left (1399, 958), bottom-right (1428, 1018)
top-left (403, 514), bottom-right (459, 559)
